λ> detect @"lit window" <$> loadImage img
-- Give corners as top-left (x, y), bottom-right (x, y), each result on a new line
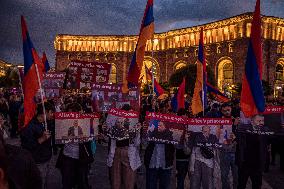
top-left (109, 64), bottom-right (117, 84)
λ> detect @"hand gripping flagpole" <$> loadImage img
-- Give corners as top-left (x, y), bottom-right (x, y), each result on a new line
top-left (34, 63), bottom-right (48, 131)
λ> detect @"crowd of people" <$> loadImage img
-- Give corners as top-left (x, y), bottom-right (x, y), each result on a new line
top-left (0, 88), bottom-right (284, 189)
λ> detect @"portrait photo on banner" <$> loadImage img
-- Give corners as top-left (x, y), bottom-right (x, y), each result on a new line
top-left (92, 83), bottom-right (140, 112)
top-left (145, 112), bottom-right (187, 145)
top-left (187, 118), bottom-right (233, 147)
top-left (106, 108), bottom-right (139, 142)
top-left (55, 112), bottom-right (100, 144)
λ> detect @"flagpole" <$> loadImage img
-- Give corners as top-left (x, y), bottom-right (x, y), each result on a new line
top-left (16, 67), bottom-right (24, 99)
top-left (34, 63), bottom-right (48, 130)
top-left (151, 39), bottom-right (155, 96)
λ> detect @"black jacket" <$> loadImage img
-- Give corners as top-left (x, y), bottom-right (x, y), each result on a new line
top-left (144, 142), bottom-right (175, 168)
top-left (20, 118), bottom-right (52, 164)
top-left (6, 144), bottom-right (42, 189)
top-left (235, 124), bottom-right (270, 171)
top-left (56, 141), bottom-right (94, 169)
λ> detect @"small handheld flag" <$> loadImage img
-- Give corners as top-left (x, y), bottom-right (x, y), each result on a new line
top-left (171, 77), bottom-right (186, 112)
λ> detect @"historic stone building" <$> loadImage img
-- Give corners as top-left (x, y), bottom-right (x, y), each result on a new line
top-left (54, 12), bottom-right (284, 96)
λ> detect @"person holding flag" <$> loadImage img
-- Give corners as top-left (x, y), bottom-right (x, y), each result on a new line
top-left (236, 1), bottom-right (269, 189)
top-left (19, 16), bottom-right (54, 189)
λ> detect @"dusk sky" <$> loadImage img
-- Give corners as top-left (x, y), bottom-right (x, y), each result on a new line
top-left (0, 0), bottom-right (284, 67)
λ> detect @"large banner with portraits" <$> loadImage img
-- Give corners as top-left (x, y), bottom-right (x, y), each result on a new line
top-left (92, 83), bottom-right (140, 112)
top-left (42, 72), bottom-right (66, 98)
top-left (65, 61), bottom-right (111, 89)
top-left (55, 112), bottom-right (100, 144)
top-left (145, 112), bottom-right (187, 145)
top-left (105, 108), bottom-right (140, 141)
top-left (144, 113), bottom-right (233, 146)
top-left (187, 118), bottom-right (233, 147)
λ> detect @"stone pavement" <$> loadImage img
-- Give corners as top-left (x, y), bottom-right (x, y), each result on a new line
top-left (5, 138), bottom-right (283, 189)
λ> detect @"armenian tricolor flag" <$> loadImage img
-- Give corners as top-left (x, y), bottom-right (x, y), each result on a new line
top-left (145, 66), bottom-right (164, 96)
top-left (21, 16), bottom-right (44, 126)
top-left (240, 0), bottom-right (265, 117)
top-left (171, 77), bottom-right (186, 112)
top-left (206, 83), bottom-right (230, 103)
top-left (191, 28), bottom-right (207, 115)
top-left (122, 0), bottom-right (154, 92)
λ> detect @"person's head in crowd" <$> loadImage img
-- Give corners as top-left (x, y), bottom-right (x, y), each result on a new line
top-left (177, 108), bottom-right (187, 118)
top-left (251, 114), bottom-right (264, 127)
top-left (220, 102), bottom-right (232, 118)
top-left (202, 125), bottom-right (211, 138)
top-left (211, 103), bottom-right (219, 112)
top-left (158, 121), bottom-right (166, 132)
top-left (121, 104), bottom-right (131, 111)
top-left (35, 102), bottom-right (55, 123)
top-left (158, 102), bottom-right (167, 114)
top-left (66, 102), bottom-right (83, 113)
top-left (73, 120), bottom-right (79, 128)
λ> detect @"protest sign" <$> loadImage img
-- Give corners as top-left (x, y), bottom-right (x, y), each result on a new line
top-left (55, 112), bottom-right (100, 144)
top-left (92, 83), bottom-right (140, 112)
top-left (145, 112), bottom-right (187, 145)
top-left (40, 72), bottom-right (65, 98)
top-left (66, 61), bottom-right (111, 89)
top-left (187, 118), bottom-right (233, 146)
top-left (106, 108), bottom-right (139, 141)
top-left (263, 106), bottom-right (284, 133)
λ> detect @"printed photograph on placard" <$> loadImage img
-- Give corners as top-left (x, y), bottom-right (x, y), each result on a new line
top-left (146, 112), bottom-right (187, 145)
top-left (55, 112), bottom-right (99, 144)
top-left (187, 118), bottom-right (233, 147)
top-left (45, 89), bottom-right (60, 98)
top-left (106, 109), bottom-right (139, 141)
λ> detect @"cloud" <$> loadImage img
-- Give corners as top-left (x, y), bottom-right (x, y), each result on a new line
top-left (0, 0), bottom-right (283, 66)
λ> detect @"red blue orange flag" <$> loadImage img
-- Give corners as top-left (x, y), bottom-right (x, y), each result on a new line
top-left (145, 67), bottom-right (164, 96)
top-left (171, 77), bottom-right (186, 112)
top-left (21, 16), bottom-right (44, 127)
top-left (240, 0), bottom-right (265, 117)
top-left (42, 52), bottom-right (50, 73)
top-left (191, 28), bottom-right (207, 115)
top-left (122, 0), bottom-right (154, 93)
top-left (206, 83), bottom-right (230, 103)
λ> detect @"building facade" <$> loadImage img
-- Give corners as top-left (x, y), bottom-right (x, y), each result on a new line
top-left (54, 13), bottom-right (284, 96)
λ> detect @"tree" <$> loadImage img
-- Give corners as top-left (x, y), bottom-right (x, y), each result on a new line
top-left (169, 64), bottom-right (215, 95)
top-left (0, 68), bottom-right (20, 88)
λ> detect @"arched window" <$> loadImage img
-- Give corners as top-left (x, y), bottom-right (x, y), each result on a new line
top-left (275, 63), bottom-right (284, 81)
top-left (109, 64), bottom-right (117, 84)
top-left (217, 58), bottom-right (234, 90)
top-left (140, 57), bottom-right (159, 84)
top-left (174, 61), bottom-right (187, 71)
top-left (274, 60), bottom-right (284, 97)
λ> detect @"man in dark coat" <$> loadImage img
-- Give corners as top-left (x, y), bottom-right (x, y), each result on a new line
top-left (236, 114), bottom-right (271, 189)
